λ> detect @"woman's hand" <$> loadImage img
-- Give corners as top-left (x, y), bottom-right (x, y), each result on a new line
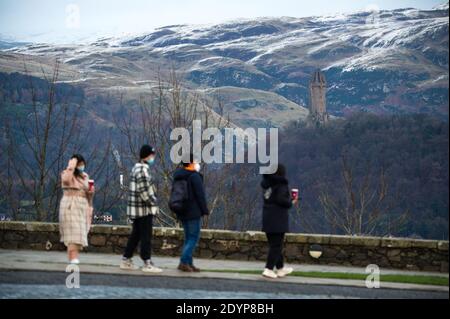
top-left (68, 158), bottom-right (78, 170)
top-left (61, 158), bottom-right (77, 183)
top-left (87, 186), bottom-right (95, 194)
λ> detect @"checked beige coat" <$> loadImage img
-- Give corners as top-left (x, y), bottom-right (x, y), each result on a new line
top-left (59, 161), bottom-right (94, 247)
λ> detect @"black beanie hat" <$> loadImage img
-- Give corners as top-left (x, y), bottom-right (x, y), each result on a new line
top-left (140, 145), bottom-right (156, 159)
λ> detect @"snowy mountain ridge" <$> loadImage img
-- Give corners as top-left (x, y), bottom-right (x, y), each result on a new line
top-left (1, 3), bottom-right (448, 122)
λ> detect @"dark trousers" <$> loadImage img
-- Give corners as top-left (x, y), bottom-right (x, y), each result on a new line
top-left (123, 214), bottom-right (153, 261)
top-left (265, 233), bottom-right (285, 270)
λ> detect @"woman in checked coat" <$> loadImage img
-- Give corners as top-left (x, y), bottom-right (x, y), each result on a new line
top-left (59, 154), bottom-right (95, 264)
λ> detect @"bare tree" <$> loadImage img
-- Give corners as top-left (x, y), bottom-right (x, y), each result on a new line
top-left (0, 122), bottom-right (22, 219)
top-left (83, 135), bottom-right (129, 223)
top-left (318, 152), bottom-right (409, 236)
top-left (203, 163), bottom-right (261, 231)
top-left (0, 60), bottom-right (132, 224)
top-left (290, 199), bottom-right (318, 234)
top-left (2, 60), bottom-right (86, 221)
top-left (113, 69), bottom-right (260, 229)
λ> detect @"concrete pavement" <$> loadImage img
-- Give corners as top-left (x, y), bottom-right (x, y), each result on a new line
top-left (0, 249), bottom-right (448, 293)
top-left (1, 270), bottom-right (448, 299)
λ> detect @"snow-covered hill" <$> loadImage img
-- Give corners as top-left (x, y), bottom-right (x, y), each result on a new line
top-left (1, 2), bottom-right (449, 121)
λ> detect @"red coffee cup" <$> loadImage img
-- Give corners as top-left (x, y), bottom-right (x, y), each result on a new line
top-left (88, 179), bottom-right (94, 191)
top-left (291, 188), bottom-right (299, 200)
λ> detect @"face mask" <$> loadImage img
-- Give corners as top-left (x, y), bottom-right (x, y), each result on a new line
top-left (194, 163), bottom-right (201, 172)
top-left (146, 158), bottom-right (155, 166)
top-left (77, 166), bottom-right (85, 173)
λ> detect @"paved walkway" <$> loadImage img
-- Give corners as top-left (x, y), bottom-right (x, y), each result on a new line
top-left (1, 270), bottom-right (446, 299)
top-left (0, 249), bottom-right (448, 293)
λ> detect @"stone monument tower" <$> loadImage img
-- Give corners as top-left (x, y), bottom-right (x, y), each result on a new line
top-left (308, 69), bottom-right (329, 126)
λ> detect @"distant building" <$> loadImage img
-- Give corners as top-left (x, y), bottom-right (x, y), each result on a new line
top-left (104, 214), bottom-right (113, 223)
top-left (94, 213), bottom-right (113, 224)
top-left (0, 214), bottom-right (11, 221)
top-left (308, 70), bottom-right (329, 126)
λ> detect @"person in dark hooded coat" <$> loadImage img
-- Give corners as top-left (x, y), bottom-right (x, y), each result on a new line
top-left (172, 154), bottom-right (209, 272)
top-left (260, 164), bottom-right (297, 279)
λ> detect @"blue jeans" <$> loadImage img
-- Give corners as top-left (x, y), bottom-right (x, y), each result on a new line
top-left (180, 218), bottom-right (201, 265)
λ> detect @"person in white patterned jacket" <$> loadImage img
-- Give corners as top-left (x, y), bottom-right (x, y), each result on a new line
top-left (120, 145), bottom-right (163, 273)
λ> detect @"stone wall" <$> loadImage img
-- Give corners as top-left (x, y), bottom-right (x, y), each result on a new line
top-left (0, 221), bottom-right (448, 272)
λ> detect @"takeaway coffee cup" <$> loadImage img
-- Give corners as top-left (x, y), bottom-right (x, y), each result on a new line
top-left (88, 179), bottom-right (94, 191)
top-left (291, 188), bottom-right (299, 200)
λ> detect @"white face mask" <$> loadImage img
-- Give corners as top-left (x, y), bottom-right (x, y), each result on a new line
top-left (194, 163), bottom-right (201, 172)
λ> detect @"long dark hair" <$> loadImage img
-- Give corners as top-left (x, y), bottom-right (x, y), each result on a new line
top-left (71, 154), bottom-right (86, 178)
top-left (274, 164), bottom-right (286, 177)
top-left (262, 164), bottom-right (286, 180)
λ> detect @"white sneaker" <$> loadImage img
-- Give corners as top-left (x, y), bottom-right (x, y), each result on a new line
top-left (262, 268), bottom-right (278, 279)
top-left (120, 258), bottom-right (139, 270)
top-left (276, 267), bottom-right (294, 278)
top-left (70, 259), bottom-right (80, 265)
top-left (142, 261), bottom-right (163, 273)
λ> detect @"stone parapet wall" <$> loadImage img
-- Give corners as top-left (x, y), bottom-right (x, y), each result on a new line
top-left (1, 222), bottom-right (448, 272)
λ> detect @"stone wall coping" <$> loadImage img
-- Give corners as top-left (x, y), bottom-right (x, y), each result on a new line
top-left (1, 221), bottom-right (448, 250)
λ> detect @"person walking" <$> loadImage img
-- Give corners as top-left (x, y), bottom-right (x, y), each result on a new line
top-left (59, 154), bottom-right (95, 264)
top-left (170, 154), bottom-right (209, 272)
top-left (260, 164), bottom-right (297, 279)
top-left (120, 145), bottom-right (162, 273)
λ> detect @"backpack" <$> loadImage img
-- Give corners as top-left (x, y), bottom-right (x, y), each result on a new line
top-left (168, 174), bottom-right (191, 214)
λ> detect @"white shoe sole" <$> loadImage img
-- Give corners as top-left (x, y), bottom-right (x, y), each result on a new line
top-left (142, 268), bottom-right (163, 273)
top-left (120, 265), bottom-right (138, 270)
top-left (262, 273), bottom-right (278, 279)
top-left (277, 271), bottom-right (293, 277)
